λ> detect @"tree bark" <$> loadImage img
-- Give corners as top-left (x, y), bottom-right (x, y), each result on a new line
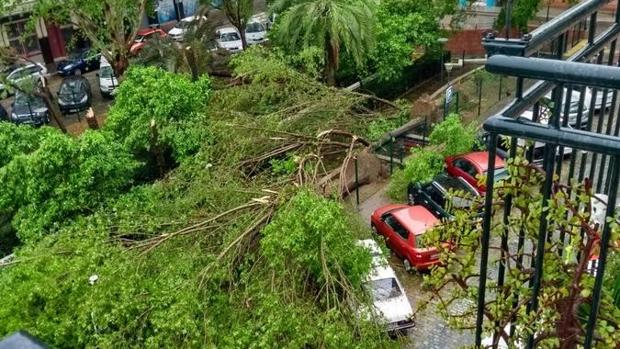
top-left (39, 87), bottom-right (67, 134)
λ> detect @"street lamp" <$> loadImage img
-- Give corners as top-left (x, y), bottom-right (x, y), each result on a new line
top-left (437, 37), bottom-right (448, 84)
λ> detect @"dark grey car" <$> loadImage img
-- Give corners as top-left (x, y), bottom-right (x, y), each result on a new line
top-left (58, 76), bottom-right (92, 114)
top-left (10, 92), bottom-right (50, 126)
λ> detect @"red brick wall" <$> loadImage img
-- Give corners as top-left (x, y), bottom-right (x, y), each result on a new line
top-left (445, 29), bottom-right (523, 57)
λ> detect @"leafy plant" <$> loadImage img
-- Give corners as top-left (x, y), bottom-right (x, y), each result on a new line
top-left (428, 114), bottom-right (477, 157)
top-left (104, 66), bottom-right (212, 167)
top-left (388, 147), bottom-right (444, 200)
top-left (0, 130), bottom-right (138, 243)
top-left (423, 154), bottom-right (620, 348)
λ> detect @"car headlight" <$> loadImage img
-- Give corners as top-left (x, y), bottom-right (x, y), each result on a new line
top-left (58, 99), bottom-right (67, 106)
top-left (10, 112), bottom-right (17, 120)
top-left (63, 64), bottom-right (74, 71)
top-left (80, 95), bottom-right (88, 103)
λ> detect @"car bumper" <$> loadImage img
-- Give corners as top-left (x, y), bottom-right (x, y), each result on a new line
top-left (413, 258), bottom-right (442, 271)
top-left (387, 318), bottom-right (415, 332)
top-left (60, 102), bottom-right (90, 113)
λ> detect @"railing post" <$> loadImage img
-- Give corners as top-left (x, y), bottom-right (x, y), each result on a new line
top-left (389, 135), bottom-right (394, 175)
top-left (474, 133), bottom-right (498, 348)
top-left (354, 156), bottom-right (360, 208)
top-left (584, 156), bottom-right (620, 349)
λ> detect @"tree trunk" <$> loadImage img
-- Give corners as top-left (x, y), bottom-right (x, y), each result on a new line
top-left (39, 88), bottom-right (67, 134)
top-left (184, 47), bottom-right (199, 81)
top-left (325, 40), bottom-right (337, 86)
top-left (239, 27), bottom-right (248, 50)
top-left (114, 54), bottom-right (130, 77)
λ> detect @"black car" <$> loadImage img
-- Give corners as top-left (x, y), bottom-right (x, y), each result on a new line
top-left (408, 173), bottom-right (480, 219)
top-left (10, 92), bottom-right (50, 126)
top-left (57, 76), bottom-right (92, 114)
top-left (56, 49), bottom-right (100, 76)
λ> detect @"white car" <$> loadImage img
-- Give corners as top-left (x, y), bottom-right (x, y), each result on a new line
top-left (518, 110), bottom-right (573, 162)
top-left (216, 26), bottom-right (243, 53)
top-left (0, 62), bottom-right (48, 96)
top-left (588, 87), bottom-right (615, 111)
top-left (97, 56), bottom-right (119, 98)
top-left (357, 239), bottom-right (415, 333)
top-left (542, 87), bottom-right (591, 128)
top-left (245, 20), bottom-right (268, 45)
top-left (168, 15), bottom-right (207, 42)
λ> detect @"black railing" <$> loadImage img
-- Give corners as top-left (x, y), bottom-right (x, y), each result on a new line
top-left (476, 0), bottom-right (620, 348)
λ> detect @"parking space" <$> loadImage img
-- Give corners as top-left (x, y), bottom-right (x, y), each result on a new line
top-left (1, 71), bottom-right (113, 135)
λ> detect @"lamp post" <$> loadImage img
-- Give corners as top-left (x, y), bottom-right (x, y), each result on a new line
top-left (437, 37), bottom-right (448, 84)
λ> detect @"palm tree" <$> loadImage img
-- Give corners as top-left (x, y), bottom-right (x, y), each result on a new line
top-left (272, 0), bottom-right (376, 86)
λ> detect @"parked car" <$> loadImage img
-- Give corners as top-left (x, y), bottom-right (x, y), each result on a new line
top-left (10, 91), bottom-right (49, 126)
top-left (408, 173), bottom-right (480, 219)
top-left (588, 87), bottom-right (615, 111)
top-left (57, 76), bottom-right (92, 114)
top-left (357, 239), bottom-right (415, 334)
top-left (130, 28), bottom-right (167, 55)
top-left (371, 204), bottom-right (447, 271)
top-left (0, 104), bottom-right (8, 121)
top-left (0, 63), bottom-right (47, 96)
top-left (56, 49), bottom-right (101, 76)
top-left (445, 151), bottom-right (508, 195)
top-left (542, 87), bottom-right (591, 128)
top-left (168, 15), bottom-right (207, 41)
top-left (245, 20), bottom-right (268, 45)
top-left (97, 56), bottom-right (119, 98)
top-left (216, 26), bottom-right (243, 53)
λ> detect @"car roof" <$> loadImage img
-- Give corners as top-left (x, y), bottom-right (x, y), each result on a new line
top-left (458, 151), bottom-right (505, 172)
top-left (392, 205), bottom-right (439, 235)
top-left (137, 28), bottom-right (161, 35)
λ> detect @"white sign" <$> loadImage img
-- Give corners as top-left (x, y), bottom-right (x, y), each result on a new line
top-left (445, 85), bottom-right (454, 104)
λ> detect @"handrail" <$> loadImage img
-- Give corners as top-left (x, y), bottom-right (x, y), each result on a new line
top-left (486, 55), bottom-right (620, 90)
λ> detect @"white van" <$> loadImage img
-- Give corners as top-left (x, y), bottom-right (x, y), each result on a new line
top-left (97, 56), bottom-right (119, 98)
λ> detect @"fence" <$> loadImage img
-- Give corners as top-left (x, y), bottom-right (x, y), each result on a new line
top-left (477, 0), bottom-right (620, 348)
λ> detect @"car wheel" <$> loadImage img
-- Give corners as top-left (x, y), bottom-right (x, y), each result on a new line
top-left (403, 259), bottom-right (412, 272)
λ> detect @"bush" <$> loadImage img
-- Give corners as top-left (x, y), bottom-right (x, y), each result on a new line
top-left (428, 114), bottom-right (477, 157)
top-left (387, 148), bottom-right (444, 200)
top-left (0, 130), bottom-right (138, 242)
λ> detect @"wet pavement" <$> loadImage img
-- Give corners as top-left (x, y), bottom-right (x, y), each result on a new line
top-left (355, 183), bottom-right (475, 348)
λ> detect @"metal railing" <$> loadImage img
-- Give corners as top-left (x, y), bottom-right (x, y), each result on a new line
top-left (476, 0), bottom-right (620, 348)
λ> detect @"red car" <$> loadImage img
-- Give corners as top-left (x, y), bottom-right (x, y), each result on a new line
top-left (445, 151), bottom-right (508, 195)
top-left (130, 28), bottom-right (167, 55)
top-left (371, 204), bottom-right (445, 271)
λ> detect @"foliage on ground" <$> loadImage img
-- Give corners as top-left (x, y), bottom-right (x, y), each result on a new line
top-left (0, 49), bottom-right (403, 347)
top-left (105, 66), bottom-right (212, 165)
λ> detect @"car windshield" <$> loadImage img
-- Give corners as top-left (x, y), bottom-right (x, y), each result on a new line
top-left (59, 80), bottom-right (83, 96)
top-left (15, 93), bottom-right (44, 108)
top-left (176, 21), bottom-right (192, 29)
top-left (246, 22), bottom-right (265, 33)
top-left (220, 32), bottom-right (240, 41)
top-left (100, 66), bottom-right (114, 79)
top-left (365, 278), bottom-right (403, 302)
top-left (68, 51), bottom-right (85, 60)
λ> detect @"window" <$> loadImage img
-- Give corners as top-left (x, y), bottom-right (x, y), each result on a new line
top-left (428, 184), bottom-right (445, 206)
top-left (5, 20), bottom-right (40, 56)
top-left (364, 277), bottom-right (403, 302)
top-left (454, 159), bottom-right (478, 177)
top-left (384, 215), bottom-right (409, 240)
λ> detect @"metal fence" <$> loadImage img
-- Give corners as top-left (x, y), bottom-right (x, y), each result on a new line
top-left (476, 0), bottom-right (620, 348)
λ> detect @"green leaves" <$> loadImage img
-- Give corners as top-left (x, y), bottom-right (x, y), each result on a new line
top-left (0, 127), bottom-right (138, 243)
top-left (428, 114), bottom-right (477, 157)
top-left (105, 66), bottom-right (212, 164)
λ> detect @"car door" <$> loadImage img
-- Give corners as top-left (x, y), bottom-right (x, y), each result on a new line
top-left (382, 214), bottom-right (411, 258)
